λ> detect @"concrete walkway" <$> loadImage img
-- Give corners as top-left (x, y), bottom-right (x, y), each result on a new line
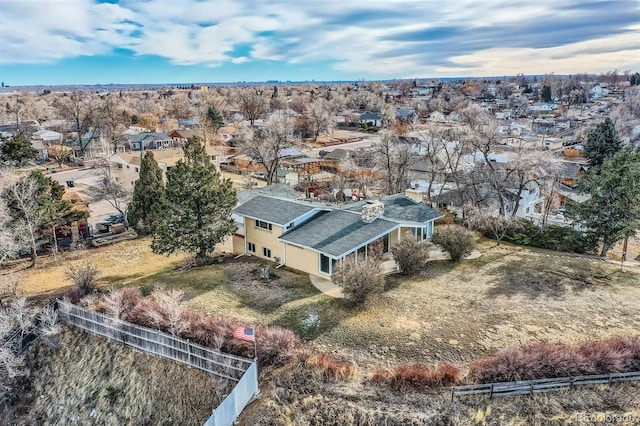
top-left (308, 247), bottom-right (482, 298)
top-left (309, 274), bottom-right (344, 298)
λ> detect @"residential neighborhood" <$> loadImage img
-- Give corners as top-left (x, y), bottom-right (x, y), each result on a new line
top-left (1, 1), bottom-right (640, 423)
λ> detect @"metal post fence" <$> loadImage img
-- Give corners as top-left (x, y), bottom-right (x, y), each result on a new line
top-left (58, 300), bottom-right (260, 426)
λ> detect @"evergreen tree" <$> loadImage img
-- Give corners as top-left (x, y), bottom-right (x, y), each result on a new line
top-left (152, 138), bottom-right (237, 263)
top-left (566, 148), bottom-right (640, 256)
top-left (541, 85), bottom-right (552, 102)
top-left (583, 117), bottom-right (623, 169)
top-left (206, 106), bottom-right (225, 132)
top-left (0, 134), bottom-right (37, 165)
top-left (128, 151), bottom-right (165, 235)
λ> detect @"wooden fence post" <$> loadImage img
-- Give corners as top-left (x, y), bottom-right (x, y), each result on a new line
top-left (489, 383), bottom-right (494, 399)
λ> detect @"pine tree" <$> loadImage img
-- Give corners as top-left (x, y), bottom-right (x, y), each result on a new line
top-left (0, 134), bottom-right (37, 165)
top-left (566, 148), bottom-right (640, 256)
top-left (583, 117), bottom-right (623, 169)
top-left (541, 85), bottom-right (552, 102)
top-left (151, 138), bottom-right (237, 263)
top-left (128, 151), bottom-right (165, 235)
top-left (206, 106), bottom-right (224, 132)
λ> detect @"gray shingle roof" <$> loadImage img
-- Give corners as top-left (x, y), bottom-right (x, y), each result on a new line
top-left (279, 210), bottom-right (398, 257)
top-left (236, 184), bottom-right (301, 205)
top-left (233, 195), bottom-right (317, 226)
top-left (346, 194), bottom-right (442, 223)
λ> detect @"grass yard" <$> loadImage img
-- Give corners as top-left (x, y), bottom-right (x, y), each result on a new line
top-left (12, 328), bottom-right (231, 426)
top-left (13, 237), bottom-right (640, 424)
top-left (17, 238), bottom-right (640, 370)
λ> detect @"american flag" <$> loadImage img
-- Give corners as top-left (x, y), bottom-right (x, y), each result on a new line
top-left (233, 326), bottom-right (255, 343)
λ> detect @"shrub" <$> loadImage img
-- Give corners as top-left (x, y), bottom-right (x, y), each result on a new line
top-left (390, 237), bottom-right (429, 275)
top-left (371, 362), bottom-right (462, 389)
top-left (303, 352), bottom-right (358, 381)
top-left (469, 336), bottom-right (640, 383)
top-left (90, 286), bottom-right (302, 366)
top-left (431, 225), bottom-right (475, 262)
top-left (65, 262), bottom-right (99, 295)
top-left (483, 218), bottom-right (597, 254)
top-left (331, 256), bottom-right (385, 306)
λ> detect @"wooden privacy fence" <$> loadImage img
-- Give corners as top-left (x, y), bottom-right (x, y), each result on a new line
top-left (57, 301), bottom-right (260, 426)
top-left (58, 300), bottom-right (252, 381)
top-left (452, 371), bottom-right (640, 400)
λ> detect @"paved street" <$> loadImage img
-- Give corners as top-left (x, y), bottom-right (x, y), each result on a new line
top-left (48, 167), bottom-right (122, 227)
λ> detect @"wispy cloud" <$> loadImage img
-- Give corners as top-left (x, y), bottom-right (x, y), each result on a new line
top-left (1, 0), bottom-right (638, 77)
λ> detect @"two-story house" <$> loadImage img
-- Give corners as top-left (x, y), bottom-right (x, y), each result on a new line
top-left (232, 194), bottom-right (442, 278)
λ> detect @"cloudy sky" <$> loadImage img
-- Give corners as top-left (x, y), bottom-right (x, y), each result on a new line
top-left (1, 0), bottom-right (639, 85)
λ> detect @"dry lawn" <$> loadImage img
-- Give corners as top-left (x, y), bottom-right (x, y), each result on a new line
top-left (14, 238), bottom-right (186, 296)
top-left (13, 327), bottom-right (231, 426)
top-left (11, 237), bottom-right (640, 424)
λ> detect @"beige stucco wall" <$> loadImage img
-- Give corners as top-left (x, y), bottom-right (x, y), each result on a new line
top-left (111, 166), bottom-right (139, 191)
top-left (244, 219), bottom-right (284, 261)
top-left (283, 244), bottom-right (322, 276)
top-left (232, 234), bottom-right (245, 254)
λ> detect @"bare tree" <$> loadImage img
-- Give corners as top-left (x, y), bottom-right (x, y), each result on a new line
top-left (308, 98), bottom-right (333, 141)
top-left (237, 91), bottom-right (267, 127)
top-left (375, 130), bottom-right (414, 195)
top-left (98, 95), bottom-right (128, 155)
top-left (414, 125), bottom-right (448, 203)
top-left (1, 172), bottom-right (43, 268)
top-left (0, 194), bottom-right (29, 267)
top-left (55, 92), bottom-right (101, 158)
top-left (239, 114), bottom-right (293, 185)
top-left (91, 164), bottom-right (131, 224)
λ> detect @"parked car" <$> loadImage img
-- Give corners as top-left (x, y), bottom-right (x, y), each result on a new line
top-left (95, 213), bottom-right (125, 232)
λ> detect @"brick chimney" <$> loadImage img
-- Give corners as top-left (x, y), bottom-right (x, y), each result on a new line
top-left (361, 200), bottom-right (384, 223)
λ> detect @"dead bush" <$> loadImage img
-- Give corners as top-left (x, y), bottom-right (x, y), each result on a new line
top-left (304, 352), bottom-right (357, 381)
top-left (332, 256), bottom-right (385, 306)
top-left (390, 237), bottom-right (429, 275)
top-left (65, 262), bottom-right (99, 295)
top-left (469, 336), bottom-right (640, 383)
top-left (371, 362), bottom-right (462, 389)
top-left (101, 287), bottom-right (142, 320)
top-left (431, 224), bottom-right (476, 262)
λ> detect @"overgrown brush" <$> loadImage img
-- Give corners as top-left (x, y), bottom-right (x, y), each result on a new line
top-left (95, 286), bottom-right (300, 366)
top-left (371, 362), bottom-right (462, 389)
top-left (469, 336), bottom-right (640, 383)
top-left (301, 351), bottom-right (358, 381)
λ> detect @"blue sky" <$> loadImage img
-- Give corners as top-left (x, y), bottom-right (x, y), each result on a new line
top-left (1, 0), bottom-right (639, 86)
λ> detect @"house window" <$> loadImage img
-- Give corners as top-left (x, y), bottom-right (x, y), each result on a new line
top-left (135, 167), bottom-right (139, 173)
top-left (320, 254), bottom-right (331, 274)
top-left (262, 247), bottom-right (271, 258)
top-left (247, 242), bottom-right (256, 253)
top-left (383, 233), bottom-right (390, 253)
top-left (126, 165), bottom-right (130, 169)
top-left (117, 163), bottom-right (122, 169)
top-left (211, 155), bottom-right (217, 161)
top-left (255, 220), bottom-right (272, 231)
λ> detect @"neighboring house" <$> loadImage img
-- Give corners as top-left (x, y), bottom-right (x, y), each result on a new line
top-left (359, 112), bottom-right (382, 128)
top-left (169, 129), bottom-right (195, 146)
top-left (530, 103), bottom-right (559, 112)
top-left (31, 129), bottom-right (63, 160)
top-left (428, 111), bottom-right (446, 123)
top-left (110, 145), bottom-right (221, 189)
top-left (128, 132), bottom-right (173, 151)
top-left (396, 108), bottom-right (418, 124)
top-left (559, 162), bottom-right (587, 188)
top-left (232, 193), bottom-right (443, 278)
